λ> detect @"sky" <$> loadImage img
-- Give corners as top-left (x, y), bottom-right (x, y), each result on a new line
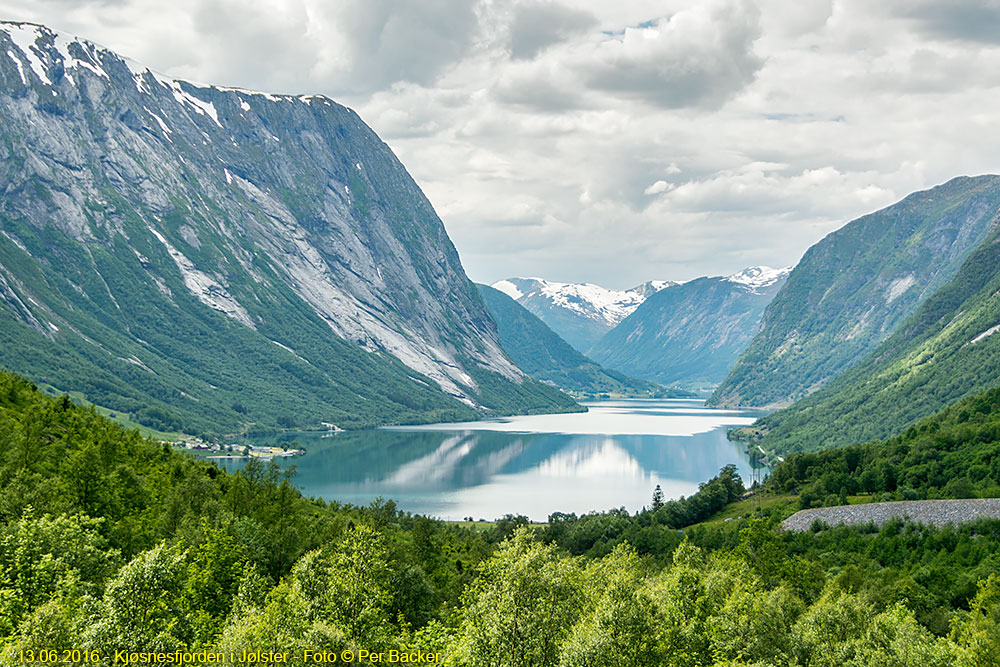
top-left (3, 1), bottom-right (1000, 288)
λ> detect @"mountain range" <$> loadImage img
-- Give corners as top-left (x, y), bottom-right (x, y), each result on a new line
top-left (747, 215), bottom-right (1000, 454)
top-left (0, 21), bottom-right (576, 435)
top-left (588, 267), bottom-right (789, 390)
top-left (491, 277), bottom-right (676, 353)
top-left (492, 174), bottom-right (1000, 457)
top-left (476, 284), bottom-right (671, 396)
top-left (5, 19), bottom-right (1000, 463)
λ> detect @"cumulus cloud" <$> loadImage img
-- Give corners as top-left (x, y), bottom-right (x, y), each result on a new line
top-left (492, 58), bottom-right (592, 111)
top-left (582, 0), bottom-right (764, 109)
top-left (644, 180), bottom-right (670, 195)
top-left (494, 0), bottom-right (765, 112)
top-left (893, 0), bottom-right (1000, 44)
top-left (508, 1), bottom-right (598, 60)
top-left (2, 0), bottom-right (1000, 287)
top-left (309, 0), bottom-right (480, 93)
top-left (0, 0), bottom-right (480, 94)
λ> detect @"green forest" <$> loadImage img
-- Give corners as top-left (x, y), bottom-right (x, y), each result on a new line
top-left (765, 382), bottom-right (1000, 505)
top-left (709, 175), bottom-right (1000, 412)
top-left (1, 368), bottom-right (999, 666)
top-left (0, 215), bottom-right (577, 440)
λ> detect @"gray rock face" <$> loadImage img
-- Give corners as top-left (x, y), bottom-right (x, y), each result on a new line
top-left (0, 21), bottom-right (573, 432)
top-left (781, 499), bottom-right (1000, 531)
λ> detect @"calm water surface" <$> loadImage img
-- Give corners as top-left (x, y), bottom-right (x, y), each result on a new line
top-left (225, 399), bottom-right (764, 521)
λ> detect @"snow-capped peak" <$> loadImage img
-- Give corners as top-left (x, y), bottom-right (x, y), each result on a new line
top-left (0, 21), bottom-right (303, 107)
top-left (491, 277), bottom-right (675, 327)
top-left (725, 266), bottom-right (791, 292)
top-left (629, 280), bottom-right (679, 299)
top-left (491, 279), bottom-right (524, 300)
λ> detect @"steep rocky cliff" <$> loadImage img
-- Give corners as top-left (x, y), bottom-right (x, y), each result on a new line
top-left (752, 223), bottom-right (1000, 454)
top-left (0, 21), bottom-right (576, 434)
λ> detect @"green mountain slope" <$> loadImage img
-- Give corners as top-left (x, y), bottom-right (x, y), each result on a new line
top-left (0, 22), bottom-right (577, 435)
top-left (751, 225), bottom-right (1000, 454)
top-left (476, 284), bottom-right (664, 396)
top-left (767, 382), bottom-right (1000, 502)
top-left (710, 176), bottom-right (1000, 408)
top-left (589, 267), bottom-right (787, 391)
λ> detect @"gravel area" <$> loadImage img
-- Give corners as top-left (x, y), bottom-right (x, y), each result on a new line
top-left (781, 498), bottom-right (1000, 532)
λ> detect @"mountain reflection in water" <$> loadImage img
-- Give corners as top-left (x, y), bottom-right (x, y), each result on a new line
top-left (223, 400), bottom-right (762, 521)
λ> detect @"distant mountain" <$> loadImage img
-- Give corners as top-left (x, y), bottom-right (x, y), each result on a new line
top-left (750, 221), bottom-right (1000, 454)
top-left (589, 267), bottom-right (789, 390)
top-left (710, 175), bottom-right (1000, 408)
top-left (491, 277), bottom-right (677, 353)
top-left (0, 21), bottom-right (578, 435)
top-left (476, 284), bottom-right (677, 396)
top-left (629, 280), bottom-right (677, 300)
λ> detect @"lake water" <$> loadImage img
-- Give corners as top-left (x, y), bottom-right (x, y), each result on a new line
top-left (222, 399), bottom-right (764, 521)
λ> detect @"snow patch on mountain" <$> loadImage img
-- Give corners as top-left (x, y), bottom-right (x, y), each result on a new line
top-left (52, 33), bottom-right (109, 80)
top-left (538, 282), bottom-right (643, 326)
top-left (493, 277), bottom-right (676, 328)
top-left (629, 280), bottom-right (680, 299)
top-left (3, 22), bottom-right (120, 88)
top-left (492, 280), bottom-right (524, 300)
top-left (1, 21), bottom-right (229, 130)
top-left (170, 85), bottom-right (223, 127)
top-left (726, 266), bottom-right (792, 293)
top-left (3, 23), bottom-right (51, 85)
top-left (144, 108), bottom-right (172, 136)
top-left (6, 50), bottom-right (25, 83)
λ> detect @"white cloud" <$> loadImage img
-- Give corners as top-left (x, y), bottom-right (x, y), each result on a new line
top-left (891, 0), bottom-right (1000, 45)
top-left (507, 1), bottom-right (598, 60)
top-left (582, 0), bottom-right (764, 109)
top-left (644, 181), bottom-right (670, 195)
top-left (2, 0), bottom-right (1000, 287)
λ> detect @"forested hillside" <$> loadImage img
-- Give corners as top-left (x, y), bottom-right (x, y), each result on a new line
top-left (766, 383), bottom-right (1000, 506)
top-left (749, 224), bottom-right (1000, 454)
top-left (1, 368), bottom-right (999, 665)
top-left (712, 175), bottom-right (1000, 409)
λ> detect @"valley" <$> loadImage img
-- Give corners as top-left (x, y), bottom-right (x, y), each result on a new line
top-left (2, 13), bottom-right (1000, 667)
